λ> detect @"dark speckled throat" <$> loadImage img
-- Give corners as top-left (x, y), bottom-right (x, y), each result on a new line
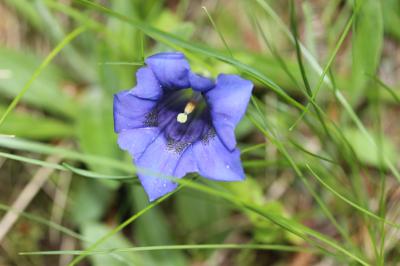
top-left (143, 90), bottom-right (216, 154)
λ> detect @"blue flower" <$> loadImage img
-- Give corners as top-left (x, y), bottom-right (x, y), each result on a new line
top-left (114, 52), bottom-right (253, 201)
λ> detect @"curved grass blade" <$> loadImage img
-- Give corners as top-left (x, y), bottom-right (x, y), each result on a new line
top-left (62, 163), bottom-right (136, 180)
top-left (0, 151), bottom-right (65, 170)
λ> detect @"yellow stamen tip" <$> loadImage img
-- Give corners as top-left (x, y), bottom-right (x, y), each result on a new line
top-left (184, 101), bottom-right (196, 115)
top-left (177, 113), bottom-right (187, 123)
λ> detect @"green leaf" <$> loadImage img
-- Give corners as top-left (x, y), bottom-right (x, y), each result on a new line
top-left (351, 0), bottom-right (383, 101)
top-left (343, 128), bottom-right (396, 167)
top-left (382, 0), bottom-right (400, 40)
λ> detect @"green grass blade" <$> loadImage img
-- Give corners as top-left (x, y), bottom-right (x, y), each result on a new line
top-left (288, 140), bottom-right (338, 164)
top-left (289, 0), bottom-right (330, 136)
top-left (20, 243), bottom-right (312, 256)
top-left (289, 12), bottom-right (355, 130)
top-left (62, 163), bottom-right (136, 180)
top-left (202, 6), bottom-right (233, 57)
top-left (0, 151), bottom-right (65, 170)
top-left (241, 143), bottom-right (266, 154)
top-left (251, 16), bottom-right (301, 89)
top-left (373, 76), bottom-right (400, 104)
top-left (289, 0), bottom-right (311, 96)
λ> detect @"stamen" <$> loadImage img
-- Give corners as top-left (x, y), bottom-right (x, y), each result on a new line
top-left (177, 113), bottom-right (188, 123)
top-left (184, 101), bottom-right (196, 114)
top-left (177, 101), bottom-right (196, 124)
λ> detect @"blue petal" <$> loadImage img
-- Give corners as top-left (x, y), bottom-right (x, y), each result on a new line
top-left (189, 72), bottom-right (214, 92)
top-left (113, 90), bottom-right (157, 133)
top-left (174, 147), bottom-right (198, 178)
top-left (205, 74), bottom-right (253, 150)
top-left (131, 67), bottom-right (163, 100)
top-left (117, 127), bottom-right (159, 159)
top-left (135, 135), bottom-right (196, 201)
top-left (193, 134), bottom-right (245, 181)
top-left (145, 52), bottom-right (190, 90)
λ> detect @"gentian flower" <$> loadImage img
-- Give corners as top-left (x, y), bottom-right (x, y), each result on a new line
top-left (114, 52), bottom-right (253, 201)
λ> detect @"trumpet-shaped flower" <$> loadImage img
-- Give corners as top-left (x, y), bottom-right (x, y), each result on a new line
top-left (114, 52), bottom-right (253, 201)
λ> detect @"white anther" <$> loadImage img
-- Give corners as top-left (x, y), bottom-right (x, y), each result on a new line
top-left (177, 113), bottom-right (188, 123)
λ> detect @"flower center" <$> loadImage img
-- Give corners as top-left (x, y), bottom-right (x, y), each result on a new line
top-left (176, 101), bottom-right (196, 123)
top-left (142, 90), bottom-right (215, 153)
top-left (176, 92), bottom-right (202, 124)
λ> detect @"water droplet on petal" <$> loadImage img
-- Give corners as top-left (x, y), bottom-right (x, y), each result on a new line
top-left (226, 164), bottom-right (230, 169)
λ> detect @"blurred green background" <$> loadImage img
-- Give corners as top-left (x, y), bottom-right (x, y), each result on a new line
top-left (0, 0), bottom-right (400, 265)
